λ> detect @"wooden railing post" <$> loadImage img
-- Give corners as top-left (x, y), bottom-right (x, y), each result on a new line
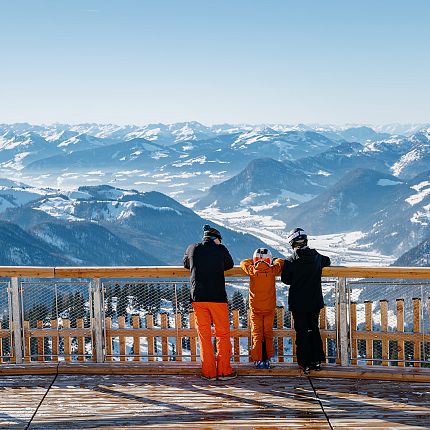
top-left (118, 316), bottom-right (126, 361)
top-left (396, 299), bottom-right (405, 367)
top-left (10, 278), bottom-right (23, 364)
top-left (160, 313), bottom-right (168, 361)
top-left (146, 314), bottom-right (155, 361)
top-left (175, 313), bottom-right (182, 361)
top-left (276, 306), bottom-right (284, 363)
top-left (232, 309), bottom-right (240, 362)
top-left (365, 300), bottom-right (373, 365)
top-left (350, 302), bottom-right (357, 365)
top-left (91, 279), bottom-right (104, 363)
top-left (37, 320), bottom-right (44, 361)
top-left (338, 277), bottom-right (349, 366)
top-left (380, 300), bottom-right (389, 366)
top-left (23, 321), bottom-right (30, 363)
top-left (77, 318), bottom-right (85, 361)
top-left (291, 311), bottom-right (296, 362)
top-left (132, 315), bottom-right (141, 361)
top-left (63, 318), bottom-right (71, 361)
top-left (189, 312), bottom-right (197, 362)
top-left (412, 297), bottom-right (421, 367)
top-left (51, 318), bottom-right (59, 362)
top-left (320, 304), bottom-right (328, 359)
top-left (105, 317), bottom-right (112, 361)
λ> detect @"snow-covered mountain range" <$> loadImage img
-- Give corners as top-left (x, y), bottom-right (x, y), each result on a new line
top-left (394, 235), bottom-right (430, 266)
top-left (0, 182), bottom-right (278, 265)
top-left (1, 121), bottom-right (430, 266)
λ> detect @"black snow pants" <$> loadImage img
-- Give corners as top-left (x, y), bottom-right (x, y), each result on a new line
top-left (292, 311), bottom-right (325, 367)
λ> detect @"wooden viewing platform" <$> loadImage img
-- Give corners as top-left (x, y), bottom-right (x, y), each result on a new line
top-left (0, 265), bottom-right (429, 428)
top-left (1, 372), bottom-right (430, 429)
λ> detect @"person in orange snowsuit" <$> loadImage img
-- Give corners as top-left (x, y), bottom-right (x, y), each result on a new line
top-left (240, 248), bottom-right (284, 369)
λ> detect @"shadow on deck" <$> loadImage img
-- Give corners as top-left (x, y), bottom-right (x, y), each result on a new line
top-left (1, 365), bottom-right (430, 429)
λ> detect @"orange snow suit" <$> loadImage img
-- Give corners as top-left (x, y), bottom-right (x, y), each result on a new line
top-left (240, 258), bottom-right (284, 361)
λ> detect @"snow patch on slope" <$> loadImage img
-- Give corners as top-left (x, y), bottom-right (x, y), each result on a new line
top-left (406, 181), bottom-right (430, 206)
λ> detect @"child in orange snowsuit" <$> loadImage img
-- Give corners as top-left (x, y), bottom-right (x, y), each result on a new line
top-left (240, 248), bottom-right (284, 368)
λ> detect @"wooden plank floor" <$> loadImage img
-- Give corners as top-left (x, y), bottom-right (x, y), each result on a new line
top-left (0, 376), bottom-right (54, 429)
top-left (0, 374), bottom-right (429, 429)
top-left (311, 377), bottom-right (430, 430)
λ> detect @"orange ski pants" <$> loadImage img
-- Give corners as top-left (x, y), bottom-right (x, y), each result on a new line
top-left (192, 302), bottom-right (233, 378)
top-left (249, 310), bottom-right (275, 362)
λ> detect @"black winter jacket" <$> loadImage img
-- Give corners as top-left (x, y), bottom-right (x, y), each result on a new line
top-left (183, 239), bottom-right (234, 303)
top-left (281, 247), bottom-right (331, 313)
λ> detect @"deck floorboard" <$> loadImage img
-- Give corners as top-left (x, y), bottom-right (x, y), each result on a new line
top-left (0, 374), bottom-right (429, 429)
top-left (311, 377), bottom-right (430, 429)
top-left (0, 375), bottom-right (55, 429)
top-left (30, 375), bottom-right (328, 429)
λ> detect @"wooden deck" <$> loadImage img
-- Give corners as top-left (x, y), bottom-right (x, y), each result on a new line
top-left (0, 373), bottom-right (429, 429)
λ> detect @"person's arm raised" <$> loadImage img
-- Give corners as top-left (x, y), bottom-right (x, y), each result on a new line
top-left (240, 258), bottom-right (253, 275)
top-left (224, 247), bottom-right (234, 271)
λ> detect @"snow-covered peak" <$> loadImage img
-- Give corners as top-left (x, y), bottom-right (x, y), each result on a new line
top-left (0, 131), bottom-right (48, 151)
top-left (31, 185), bottom-right (184, 223)
top-left (0, 178), bottom-right (28, 188)
top-left (0, 178), bottom-right (50, 213)
top-left (75, 185), bottom-right (138, 201)
top-left (232, 129), bottom-right (276, 146)
top-left (372, 123), bottom-right (430, 136)
top-left (120, 122), bottom-right (216, 145)
top-left (42, 129), bottom-right (79, 143)
top-left (171, 124), bottom-right (204, 141)
top-left (56, 133), bottom-right (108, 152)
top-left (67, 123), bottom-right (134, 139)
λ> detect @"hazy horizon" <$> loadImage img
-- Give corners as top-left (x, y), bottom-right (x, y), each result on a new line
top-left (1, 120), bottom-right (429, 129)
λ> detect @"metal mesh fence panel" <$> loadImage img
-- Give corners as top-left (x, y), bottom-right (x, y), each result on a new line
top-left (21, 281), bottom-right (92, 361)
top-left (0, 282), bottom-right (12, 362)
top-left (102, 281), bottom-right (192, 361)
top-left (348, 279), bottom-right (430, 367)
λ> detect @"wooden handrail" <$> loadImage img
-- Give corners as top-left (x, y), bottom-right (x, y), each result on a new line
top-left (1, 265), bottom-right (430, 279)
top-left (0, 267), bottom-right (55, 277)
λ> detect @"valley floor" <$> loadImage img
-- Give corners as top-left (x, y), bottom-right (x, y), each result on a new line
top-left (196, 207), bottom-right (396, 266)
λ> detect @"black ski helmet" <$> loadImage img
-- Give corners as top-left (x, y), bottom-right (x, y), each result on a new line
top-left (287, 227), bottom-right (307, 247)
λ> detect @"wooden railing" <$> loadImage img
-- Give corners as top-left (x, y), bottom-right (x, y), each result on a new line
top-left (1, 265), bottom-right (430, 278)
top-left (0, 265), bottom-right (429, 369)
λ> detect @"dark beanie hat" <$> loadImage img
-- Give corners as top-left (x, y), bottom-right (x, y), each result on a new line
top-left (203, 224), bottom-right (222, 240)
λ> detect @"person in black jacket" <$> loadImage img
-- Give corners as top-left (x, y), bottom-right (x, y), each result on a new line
top-left (183, 224), bottom-right (236, 381)
top-left (281, 227), bottom-right (331, 374)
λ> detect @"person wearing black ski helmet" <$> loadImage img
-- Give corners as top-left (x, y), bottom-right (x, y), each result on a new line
top-left (281, 227), bottom-right (331, 374)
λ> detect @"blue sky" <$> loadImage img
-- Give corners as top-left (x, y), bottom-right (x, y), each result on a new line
top-left (1, 0), bottom-right (429, 125)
